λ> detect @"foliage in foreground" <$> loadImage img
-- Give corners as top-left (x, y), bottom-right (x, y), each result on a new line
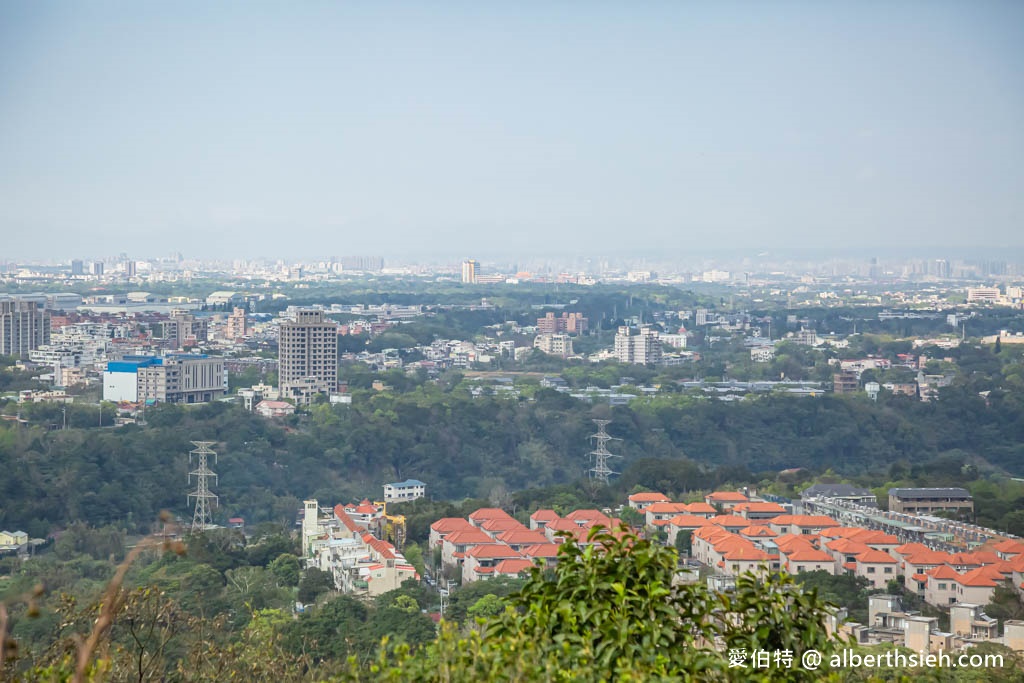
top-left (333, 526), bottom-right (842, 682)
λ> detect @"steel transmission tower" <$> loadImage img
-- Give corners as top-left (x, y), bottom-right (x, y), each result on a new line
top-left (188, 441), bottom-right (219, 532)
top-left (588, 419), bottom-right (621, 485)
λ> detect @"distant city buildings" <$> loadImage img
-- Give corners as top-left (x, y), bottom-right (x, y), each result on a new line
top-left (162, 310), bottom-right (208, 349)
top-left (278, 309), bottom-right (338, 404)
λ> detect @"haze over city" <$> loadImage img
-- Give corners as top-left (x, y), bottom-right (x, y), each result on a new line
top-left (2, 1), bottom-right (1022, 260)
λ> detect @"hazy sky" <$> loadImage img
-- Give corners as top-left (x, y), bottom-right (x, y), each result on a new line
top-left (1, 1), bottom-right (1022, 260)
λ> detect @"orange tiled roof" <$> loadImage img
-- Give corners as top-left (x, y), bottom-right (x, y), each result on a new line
top-left (825, 538), bottom-right (872, 555)
top-left (644, 502), bottom-right (692, 514)
top-left (444, 529), bottom-right (495, 546)
top-left (724, 546), bottom-right (770, 561)
top-left (739, 526), bottom-right (778, 538)
top-left (904, 550), bottom-right (953, 566)
top-left (668, 514), bottom-right (714, 528)
top-left (494, 558), bottom-right (535, 575)
top-left (628, 492), bottom-right (670, 502)
top-left (497, 529), bottom-right (549, 546)
top-left (465, 543), bottom-right (520, 559)
top-left (926, 564), bottom-right (962, 580)
top-left (733, 502), bottom-right (787, 514)
top-left (431, 517), bottom-right (474, 533)
top-left (468, 508), bottom-right (515, 523)
top-left (521, 543), bottom-right (560, 558)
top-left (706, 492), bottom-right (749, 502)
top-left (786, 549), bottom-right (833, 563)
top-left (894, 542), bottom-right (931, 556)
top-left (529, 509), bottom-right (560, 522)
top-left (709, 514), bottom-right (751, 527)
top-left (991, 539), bottom-right (1024, 555)
top-left (857, 549), bottom-right (898, 564)
top-left (955, 566), bottom-right (1001, 588)
top-left (481, 517), bottom-right (527, 533)
top-left (685, 502), bottom-right (718, 515)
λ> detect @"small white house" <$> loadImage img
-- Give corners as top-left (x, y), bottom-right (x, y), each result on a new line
top-left (383, 479), bottom-right (426, 504)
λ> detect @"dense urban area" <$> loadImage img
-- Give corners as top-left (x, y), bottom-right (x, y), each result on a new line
top-left (0, 252), bottom-right (1023, 680)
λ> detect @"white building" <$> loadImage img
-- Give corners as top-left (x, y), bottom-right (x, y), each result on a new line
top-left (534, 333), bottom-right (574, 358)
top-left (614, 326), bottom-right (662, 365)
top-left (383, 479), bottom-right (426, 504)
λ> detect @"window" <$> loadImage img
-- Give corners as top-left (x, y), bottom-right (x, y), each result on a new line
top-left (938, 583), bottom-right (946, 590)
top-left (884, 567), bottom-right (893, 574)
top-left (867, 567), bottom-right (876, 574)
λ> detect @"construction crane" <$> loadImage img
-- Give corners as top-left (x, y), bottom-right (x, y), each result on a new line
top-left (373, 501), bottom-right (407, 551)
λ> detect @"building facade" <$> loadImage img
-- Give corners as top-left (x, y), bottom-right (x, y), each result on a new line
top-left (614, 326), bottom-right (662, 365)
top-left (278, 309), bottom-right (338, 404)
top-left (0, 298), bottom-right (51, 356)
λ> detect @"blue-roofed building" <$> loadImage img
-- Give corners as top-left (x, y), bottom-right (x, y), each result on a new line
top-left (103, 354), bottom-right (224, 404)
top-left (383, 479), bottom-right (426, 504)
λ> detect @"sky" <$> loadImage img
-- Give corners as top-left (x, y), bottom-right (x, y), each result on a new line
top-left (1, 1), bottom-right (1022, 261)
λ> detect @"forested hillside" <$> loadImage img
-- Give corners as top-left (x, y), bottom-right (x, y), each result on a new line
top-left (2, 375), bottom-right (1023, 537)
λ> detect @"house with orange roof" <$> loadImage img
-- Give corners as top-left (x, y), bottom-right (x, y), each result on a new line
top-left (480, 516), bottom-right (528, 538)
top-left (691, 526), bottom-right (736, 567)
top-left (721, 545), bottom-right (773, 578)
top-left (733, 501), bottom-right (787, 521)
top-left (1008, 553), bottom-right (1024, 594)
top-left (492, 558), bottom-right (535, 580)
top-left (738, 526), bottom-right (778, 540)
top-left (824, 537), bottom-right (873, 567)
top-left (708, 514), bottom-right (751, 532)
top-left (991, 538), bottom-right (1024, 561)
top-left (924, 565), bottom-right (963, 606)
top-left (497, 528), bottom-right (549, 551)
top-left (468, 508), bottom-right (515, 527)
top-left (627, 491), bottom-right (670, 510)
top-left (855, 549), bottom-right (899, 589)
top-left (667, 514), bottom-right (714, 547)
top-left (893, 542), bottom-right (931, 558)
top-left (902, 550), bottom-right (954, 589)
top-left (783, 549), bottom-right (836, 575)
top-left (564, 509), bottom-right (613, 528)
top-left (953, 565), bottom-right (1007, 606)
top-left (644, 502), bottom-right (693, 526)
top-left (441, 528), bottom-right (496, 567)
top-left (462, 543), bottom-right (524, 583)
top-left (521, 543), bottom-right (561, 567)
top-left (683, 502), bottom-right (717, 518)
top-left (544, 517), bottom-right (585, 543)
top-left (769, 514), bottom-right (840, 536)
top-left (528, 509), bottom-right (560, 531)
top-left (704, 491), bottom-right (749, 512)
top-left (429, 518), bottom-right (475, 549)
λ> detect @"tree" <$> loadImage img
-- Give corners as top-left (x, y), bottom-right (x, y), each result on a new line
top-left (466, 594), bottom-right (505, 620)
top-left (268, 553), bottom-right (301, 587)
top-left (297, 568), bottom-right (334, 605)
top-left (674, 529), bottom-right (692, 558)
top-left (336, 526), bottom-right (843, 681)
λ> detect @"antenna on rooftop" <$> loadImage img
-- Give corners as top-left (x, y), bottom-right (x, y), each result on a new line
top-left (188, 441), bottom-right (219, 533)
top-left (588, 419), bottom-right (621, 485)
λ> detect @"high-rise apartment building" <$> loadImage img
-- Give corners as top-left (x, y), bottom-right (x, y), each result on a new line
top-left (0, 297), bottom-right (51, 356)
top-left (225, 307), bottom-right (248, 340)
top-left (125, 261), bottom-right (137, 278)
top-left (70, 259), bottom-right (85, 276)
top-left (278, 309), bottom-right (337, 404)
top-left (613, 326), bottom-right (662, 365)
top-left (461, 260), bottom-right (478, 284)
top-left (90, 262), bottom-right (105, 276)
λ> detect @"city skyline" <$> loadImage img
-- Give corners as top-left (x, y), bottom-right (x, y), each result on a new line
top-left (2, 2), bottom-right (1023, 259)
